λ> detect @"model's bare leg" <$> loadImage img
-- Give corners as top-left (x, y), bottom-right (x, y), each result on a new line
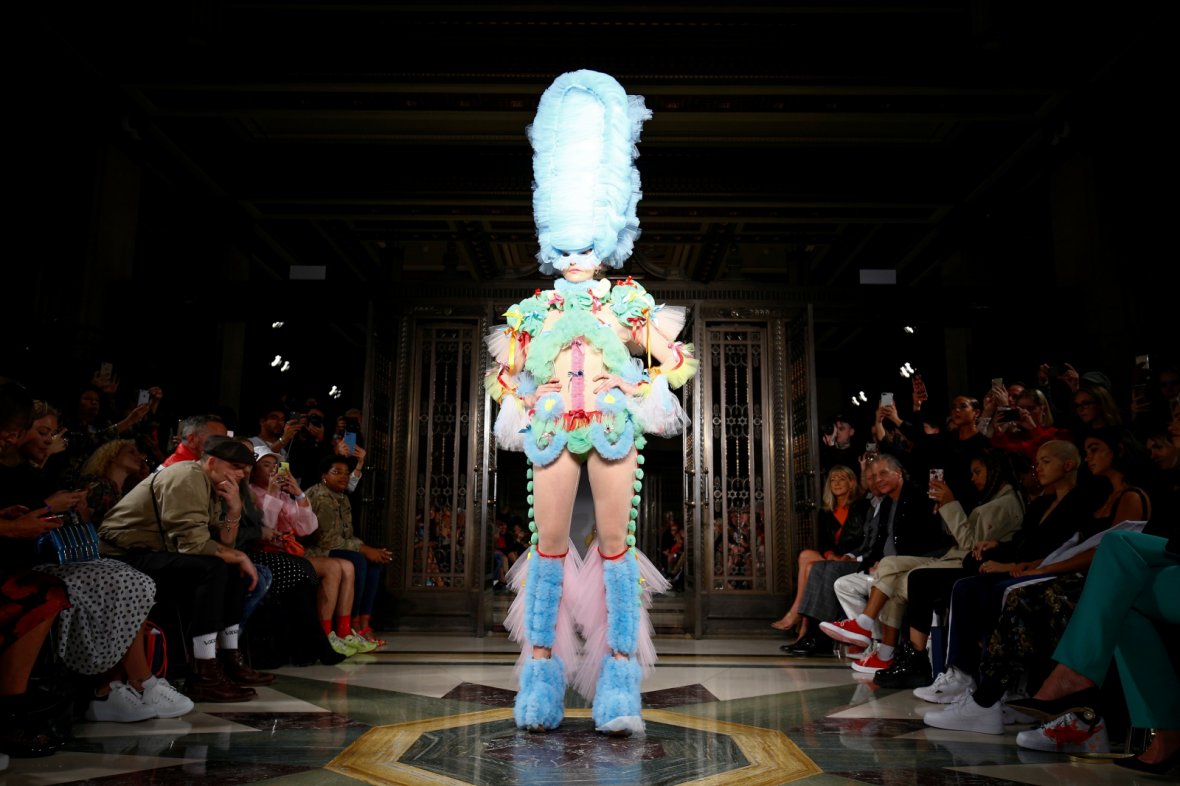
top-left (587, 448), bottom-right (637, 559)
top-left (530, 450), bottom-right (580, 659)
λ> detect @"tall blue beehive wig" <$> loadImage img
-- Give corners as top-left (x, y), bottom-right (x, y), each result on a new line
top-left (528, 70), bottom-right (652, 275)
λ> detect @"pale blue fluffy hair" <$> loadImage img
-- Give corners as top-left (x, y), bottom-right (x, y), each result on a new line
top-left (528, 70), bottom-right (652, 275)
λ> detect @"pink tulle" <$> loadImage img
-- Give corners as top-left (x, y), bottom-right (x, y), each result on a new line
top-left (569, 542), bottom-right (669, 700)
top-left (503, 542), bottom-right (584, 684)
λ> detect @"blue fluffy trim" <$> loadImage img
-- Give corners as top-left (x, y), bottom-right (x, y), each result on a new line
top-left (592, 655), bottom-right (642, 731)
top-left (515, 655), bottom-right (566, 730)
top-left (524, 553), bottom-right (564, 648)
top-left (603, 554), bottom-right (640, 654)
top-left (524, 428), bottom-right (567, 466)
top-left (590, 419), bottom-right (635, 461)
top-left (514, 371), bottom-right (538, 396)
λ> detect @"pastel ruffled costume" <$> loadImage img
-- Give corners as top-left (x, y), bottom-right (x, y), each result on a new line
top-left (485, 69), bottom-right (697, 736)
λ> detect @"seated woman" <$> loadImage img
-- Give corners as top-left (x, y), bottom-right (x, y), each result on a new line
top-left (247, 446), bottom-right (363, 660)
top-left (911, 440), bottom-right (1090, 703)
top-left (1005, 529), bottom-right (1178, 775)
top-left (78, 439), bottom-right (147, 525)
top-left (305, 455), bottom-right (392, 646)
top-left (924, 429), bottom-right (1152, 749)
top-left (772, 465), bottom-right (864, 639)
top-left (1, 382), bottom-right (73, 760)
top-left (7, 403), bottom-right (192, 723)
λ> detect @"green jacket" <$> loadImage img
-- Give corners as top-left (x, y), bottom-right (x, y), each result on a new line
top-left (99, 462), bottom-right (222, 557)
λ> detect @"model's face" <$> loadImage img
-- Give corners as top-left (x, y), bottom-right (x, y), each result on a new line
top-left (559, 249), bottom-right (600, 282)
top-left (1083, 437), bottom-right (1114, 476)
top-left (969, 459), bottom-right (988, 492)
top-left (1034, 447), bottom-right (1071, 488)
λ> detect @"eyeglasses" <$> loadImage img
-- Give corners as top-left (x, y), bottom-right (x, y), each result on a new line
top-left (1075, 400), bottom-right (1097, 410)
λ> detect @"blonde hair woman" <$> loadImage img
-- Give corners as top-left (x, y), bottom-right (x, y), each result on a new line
top-left (772, 465), bottom-right (864, 637)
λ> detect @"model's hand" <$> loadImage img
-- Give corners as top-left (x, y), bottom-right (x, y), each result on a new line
top-left (593, 373), bottom-right (638, 396)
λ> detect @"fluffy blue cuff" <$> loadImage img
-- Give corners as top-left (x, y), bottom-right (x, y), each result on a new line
top-left (524, 553), bottom-right (564, 648)
top-left (515, 655), bottom-right (566, 731)
top-left (592, 655), bottom-right (642, 732)
top-left (603, 554), bottom-right (640, 654)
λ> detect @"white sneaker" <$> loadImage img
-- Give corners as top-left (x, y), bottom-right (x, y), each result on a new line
top-left (1001, 689), bottom-right (1037, 725)
top-left (1016, 712), bottom-right (1110, 753)
top-left (85, 681), bottom-right (156, 723)
top-left (923, 693), bottom-right (1004, 735)
top-left (141, 676), bottom-right (194, 719)
top-left (914, 666), bottom-right (976, 704)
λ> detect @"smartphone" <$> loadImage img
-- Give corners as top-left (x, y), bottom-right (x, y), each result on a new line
top-left (865, 442), bottom-right (879, 461)
top-left (279, 461), bottom-right (290, 476)
top-left (342, 431), bottom-right (358, 455)
top-left (137, 389), bottom-right (151, 406)
top-left (225, 430), bottom-right (235, 438)
top-left (928, 468), bottom-right (944, 498)
top-left (1135, 354), bottom-right (1150, 369)
top-left (912, 373), bottom-right (928, 400)
top-left (880, 391), bottom-right (894, 408)
top-left (997, 407), bottom-right (1022, 422)
top-left (991, 377), bottom-right (1004, 389)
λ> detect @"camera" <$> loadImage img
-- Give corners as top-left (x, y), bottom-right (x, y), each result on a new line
top-left (997, 407), bottom-right (1022, 423)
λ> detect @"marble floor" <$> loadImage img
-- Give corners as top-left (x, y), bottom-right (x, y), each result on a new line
top-left (1, 635), bottom-right (1155, 786)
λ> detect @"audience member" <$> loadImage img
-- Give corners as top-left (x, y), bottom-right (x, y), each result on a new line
top-left (772, 465), bottom-right (864, 639)
top-left (98, 436), bottom-right (272, 703)
top-left (305, 455), bottom-right (390, 646)
top-left (161, 414), bottom-right (227, 467)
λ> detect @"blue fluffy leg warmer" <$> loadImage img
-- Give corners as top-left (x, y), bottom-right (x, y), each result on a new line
top-left (603, 553), bottom-right (640, 654)
top-left (515, 655), bottom-right (566, 731)
top-left (594, 553), bottom-right (644, 734)
top-left (592, 656), bottom-right (643, 735)
top-left (514, 552), bottom-right (566, 730)
top-left (524, 551), bottom-right (564, 648)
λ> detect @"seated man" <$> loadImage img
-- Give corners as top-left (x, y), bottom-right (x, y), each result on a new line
top-left (161, 414), bottom-right (227, 467)
top-left (98, 435), bottom-right (273, 702)
top-left (819, 453), bottom-right (950, 673)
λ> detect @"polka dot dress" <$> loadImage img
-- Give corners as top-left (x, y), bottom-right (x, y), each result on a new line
top-left (33, 558), bottom-right (156, 675)
top-left (246, 551), bottom-right (320, 595)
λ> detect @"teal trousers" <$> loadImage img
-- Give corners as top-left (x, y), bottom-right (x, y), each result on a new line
top-left (1052, 530), bottom-right (1180, 728)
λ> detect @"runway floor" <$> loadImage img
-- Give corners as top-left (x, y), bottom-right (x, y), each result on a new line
top-left (3, 634), bottom-right (1147, 786)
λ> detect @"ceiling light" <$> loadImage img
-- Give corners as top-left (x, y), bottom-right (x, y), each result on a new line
top-left (271, 321), bottom-right (284, 329)
top-left (270, 355), bottom-right (282, 367)
top-left (280, 361), bottom-right (291, 372)
top-left (903, 326), bottom-right (915, 334)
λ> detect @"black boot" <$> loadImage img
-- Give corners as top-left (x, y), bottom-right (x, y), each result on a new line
top-left (874, 641), bottom-right (932, 688)
top-left (781, 633), bottom-right (833, 657)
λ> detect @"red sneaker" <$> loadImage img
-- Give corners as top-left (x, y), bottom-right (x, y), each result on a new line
top-left (845, 644), bottom-right (867, 657)
top-left (819, 618), bottom-right (872, 647)
top-left (850, 651), bottom-right (894, 674)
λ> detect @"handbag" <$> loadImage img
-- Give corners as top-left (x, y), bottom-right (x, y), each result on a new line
top-left (260, 531), bottom-right (306, 557)
top-left (36, 512), bottom-right (101, 564)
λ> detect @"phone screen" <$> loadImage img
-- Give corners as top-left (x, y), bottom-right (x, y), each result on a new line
top-left (343, 432), bottom-right (358, 454)
top-left (880, 392), bottom-right (894, 407)
top-left (137, 389), bottom-right (151, 406)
